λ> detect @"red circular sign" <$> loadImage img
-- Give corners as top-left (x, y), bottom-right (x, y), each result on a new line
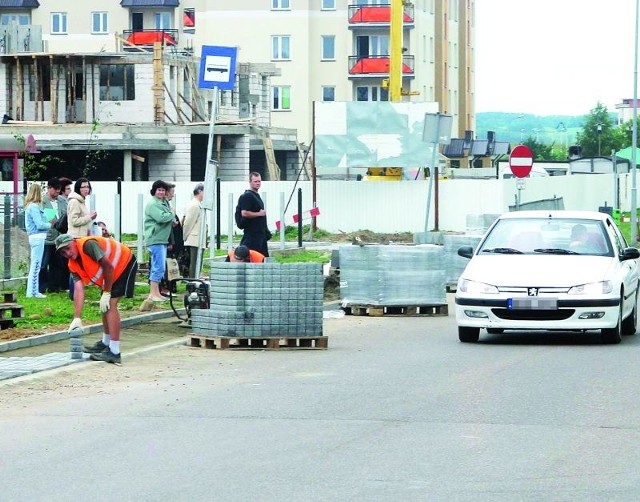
top-left (509, 145), bottom-right (534, 178)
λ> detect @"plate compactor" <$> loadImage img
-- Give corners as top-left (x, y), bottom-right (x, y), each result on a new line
top-left (168, 278), bottom-right (210, 325)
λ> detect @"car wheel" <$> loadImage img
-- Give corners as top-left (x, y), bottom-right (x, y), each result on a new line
top-left (622, 288), bottom-right (638, 336)
top-left (602, 300), bottom-right (623, 344)
top-left (459, 326), bottom-right (480, 343)
top-left (486, 328), bottom-right (504, 334)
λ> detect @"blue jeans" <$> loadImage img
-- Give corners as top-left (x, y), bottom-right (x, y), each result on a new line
top-left (27, 233), bottom-right (46, 297)
top-left (148, 244), bottom-right (167, 283)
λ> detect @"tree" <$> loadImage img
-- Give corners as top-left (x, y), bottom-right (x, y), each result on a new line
top-left (575, 102), bottom-right (625, 156)
top-left (523, 136), bottom-right (554, 160)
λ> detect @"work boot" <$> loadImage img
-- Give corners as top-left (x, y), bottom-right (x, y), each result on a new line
top-left (83, 340), bottom-right (108, 354)
top-left (89, 349), bottom-right (121, 364)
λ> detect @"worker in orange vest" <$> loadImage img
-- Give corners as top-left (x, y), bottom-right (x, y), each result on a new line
top-left (55, 233), bottom-right (138, 364)
top-left (225, 244), bottom-right (265, 263)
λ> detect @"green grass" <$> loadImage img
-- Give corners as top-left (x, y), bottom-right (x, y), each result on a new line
top-left (273, 250), bottom-right (331, 263)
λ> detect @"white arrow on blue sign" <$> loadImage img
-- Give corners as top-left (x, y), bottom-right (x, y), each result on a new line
top-left (198, 45), bottom-right (237, 91)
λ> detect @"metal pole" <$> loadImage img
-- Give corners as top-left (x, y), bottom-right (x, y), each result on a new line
top-left (279, 191), bottom-right (285, 250)
top-left (137, 194), bottom-right (144, 264)
top-left (424, 115), bottom-right (440, 233)
top-left (297, 187), bottom-right (303, 248)
top-left (215, 177), bottom-right (221, 249)
top-left (632, 0), bottom-right (639, 243)
top-left (4, 195), bottom-right (11, 279)
top-left (116, 177), bottom-right (122, 241)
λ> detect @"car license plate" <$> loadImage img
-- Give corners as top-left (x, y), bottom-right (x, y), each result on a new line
top-left (507, 297), bottom-right (558, 310)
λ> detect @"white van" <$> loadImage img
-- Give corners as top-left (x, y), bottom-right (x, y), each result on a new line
top-left (499, 164), bottom-right (549, 179)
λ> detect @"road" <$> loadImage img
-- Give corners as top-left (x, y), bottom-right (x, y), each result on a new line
top-left (1, 306), bottom-right (640, 501)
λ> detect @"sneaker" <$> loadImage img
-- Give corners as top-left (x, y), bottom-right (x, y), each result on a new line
top-left (89, 349), bottom-right (121, 364)
top-left (34, 293), bottom-right (47, 299)
top-left (83, 340), bottom-right (108, 354)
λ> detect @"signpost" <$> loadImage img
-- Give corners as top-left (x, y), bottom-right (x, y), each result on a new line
top-left (509, 145), bottom-right (534, 210)
top-left (195, 45), bottom-right (237, 277)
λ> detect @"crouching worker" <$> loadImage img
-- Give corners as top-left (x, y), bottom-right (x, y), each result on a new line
top-left (55, 233), bottom-right (138, 364)
top-left (225, 244), bottom-right (265, 263)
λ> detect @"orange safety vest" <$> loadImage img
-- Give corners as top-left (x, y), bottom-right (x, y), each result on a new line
top-left (227, 249), bottom-right (265, 263)
top-left (68, 237), bottom-right (133, 288)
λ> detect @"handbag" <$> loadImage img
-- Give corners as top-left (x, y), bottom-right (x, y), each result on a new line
top-left (166, 257), bottom-right (181, 281)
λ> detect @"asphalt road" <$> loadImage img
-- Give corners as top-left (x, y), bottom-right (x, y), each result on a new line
top-left (1, 306), bottom-right (640, 501)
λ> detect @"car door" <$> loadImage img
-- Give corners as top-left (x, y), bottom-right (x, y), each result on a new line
top-left (608, 219), bottom-right (639, 314)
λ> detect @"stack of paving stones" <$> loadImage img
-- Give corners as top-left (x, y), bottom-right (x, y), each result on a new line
top-left (339, 244), bottom-right (446, 306)
top-left (442, 234), bottom-right (482, 286)
top-left (191, 262), bottom-right (323, 338)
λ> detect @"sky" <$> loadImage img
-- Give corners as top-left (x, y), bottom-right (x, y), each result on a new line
top-left (475, 1), bottom-right (637, 116)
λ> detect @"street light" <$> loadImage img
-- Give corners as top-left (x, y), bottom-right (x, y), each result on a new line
top-left (596, 122), bottom-right (603, 156)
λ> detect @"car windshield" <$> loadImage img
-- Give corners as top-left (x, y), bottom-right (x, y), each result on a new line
top-left (479, 217), bottom-right (613, 256)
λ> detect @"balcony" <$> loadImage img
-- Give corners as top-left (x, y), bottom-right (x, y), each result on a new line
top-left (122, 29), bottom-right (178, 50)
top-left (348, 3), bottom-right (414, 26)
top-left (348, 55), bottom-right (414, 77)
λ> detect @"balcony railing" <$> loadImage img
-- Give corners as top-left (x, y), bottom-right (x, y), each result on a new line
top-left (348, 55), bottom-right (415, 76)
top-left (348, 4), bottom-right (414, 24)
top-left (122, 29), bottom-right (178, 49)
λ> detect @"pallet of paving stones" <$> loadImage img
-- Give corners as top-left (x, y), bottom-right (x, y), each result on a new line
top-left (188, 334), bottom-right (328, 350)
top-left (0, 291), bottom-right (24, 330)
top-left (342, 303), bottom-right (449, 317)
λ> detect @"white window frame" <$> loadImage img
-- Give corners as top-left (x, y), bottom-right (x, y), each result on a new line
top-left (1, 14), bottom-right (30, 26)
top-left (51, 12), bottom-right (67, 35)
top-left (322, 86), bottom-right (335, 102)
top-left (91, 11), bottom-right (108, 34)
top-left (272, 85), bottom-right (291, 111)
top-left (321, 35), bottom-right (335, 61)
top-left (272, 35), bottom-right (290, 60)
top-left (355, 85), bottom-right (388, 102)
top-left (272, 0), bottom-right (291, 10)
top-left (321, 0), bottom-right (336, 9)
top-left (154, 11), bottom-right (172, 30)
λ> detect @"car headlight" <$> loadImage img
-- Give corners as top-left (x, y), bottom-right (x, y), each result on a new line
top-left (568, 281), bottom-right (613, 295)
top-left (458, 278), bottom-right (499, 294)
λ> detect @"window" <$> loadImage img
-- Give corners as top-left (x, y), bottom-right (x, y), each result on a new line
top-left (272, 0), bottom-right (290, 9)
top-left (272, 35), bottom-right (290, 60)
top-left (322, 86), bottom-right (335, 102)
top-left (183, 8), bottom-right (195, 33)
top-left (355, 85), bottom-right (388, 101)
top-left (322, 0), bottom-right (336, 9)
top-left (92, 12), bottom-right (108, 34)
top-left (51, 12), bottom-right (67, 34)
top-left (321, 35), bottom-right (335, 60)
top-left (99, 64), bottom-right (136, 101)
top-left (154, 12), bottom-right (171, 30)
top-left (272, 86), bottom-right (291, 110)
top-left (1, 14), bottom-right (29, 26)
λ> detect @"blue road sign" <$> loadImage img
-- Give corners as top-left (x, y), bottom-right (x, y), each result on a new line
top-left (198, 45), bottom-right (237, 90)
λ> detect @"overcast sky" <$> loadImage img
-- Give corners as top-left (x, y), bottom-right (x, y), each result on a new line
top-left (475, 1), bottom-right (636, 116)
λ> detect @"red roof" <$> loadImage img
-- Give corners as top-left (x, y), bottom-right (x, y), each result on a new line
top-left (126, 31), bottom-right (176, 46)
top-left (349, 6), bottom-right (413, 23)
top-left (349, 57), bottom-right (413, 74)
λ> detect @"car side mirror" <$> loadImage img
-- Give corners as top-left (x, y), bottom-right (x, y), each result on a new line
top-left (622, 247), bottom-right (640, 261)
top-left (458, 246), bottom-right (474, 259)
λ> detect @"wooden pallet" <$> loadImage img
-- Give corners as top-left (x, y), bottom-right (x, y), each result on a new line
top-left (1, 291), bottom-right (17, 303)
top-left (0, 292), bottom-right (24, 330)
top-left (188, 334), bottom-right (328, 350)
top-left (343, 304), bottom-right (448, 317)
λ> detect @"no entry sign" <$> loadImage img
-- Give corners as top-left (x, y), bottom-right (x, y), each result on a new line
top-left (509, 145), bottom-right (534, 178)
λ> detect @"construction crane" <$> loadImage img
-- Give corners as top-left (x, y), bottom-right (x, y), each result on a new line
top-left (366, 0), bottom-right (418, 181)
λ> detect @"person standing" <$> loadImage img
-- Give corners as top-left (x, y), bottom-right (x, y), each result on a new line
top-left (238, 172), bottom-right (270, 257)
top-left (56, 176), bottom-right (73, 291)
top-left (24, 183), bottom-right (54, 298)
top-left (144, 180), bottom-right (174, 301)
top-left (67, 177), bottom-right (97, 237)
top-left (182, 183), bottom-right (205, 279)
top-left (40, 178), bottom-right (67, 293)
top-left (56, 234), bottom-right (138, 365)
top-left (160, 183), bottom-right (184, 295)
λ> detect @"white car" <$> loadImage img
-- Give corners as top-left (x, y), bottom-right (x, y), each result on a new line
top-left (455, 210), bottom-right (640, 344)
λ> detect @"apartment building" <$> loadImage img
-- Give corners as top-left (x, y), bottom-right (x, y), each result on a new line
top-left (0, 0), bottom-right (300, 182)
top-left (192, 0), bottom-right (475, 144)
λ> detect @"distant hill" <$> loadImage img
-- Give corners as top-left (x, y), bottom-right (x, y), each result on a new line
top-left (475, 112), bottom-right (586, 145)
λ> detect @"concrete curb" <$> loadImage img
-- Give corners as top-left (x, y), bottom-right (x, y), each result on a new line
top-left (0, 308), bottom-right (186, 353)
